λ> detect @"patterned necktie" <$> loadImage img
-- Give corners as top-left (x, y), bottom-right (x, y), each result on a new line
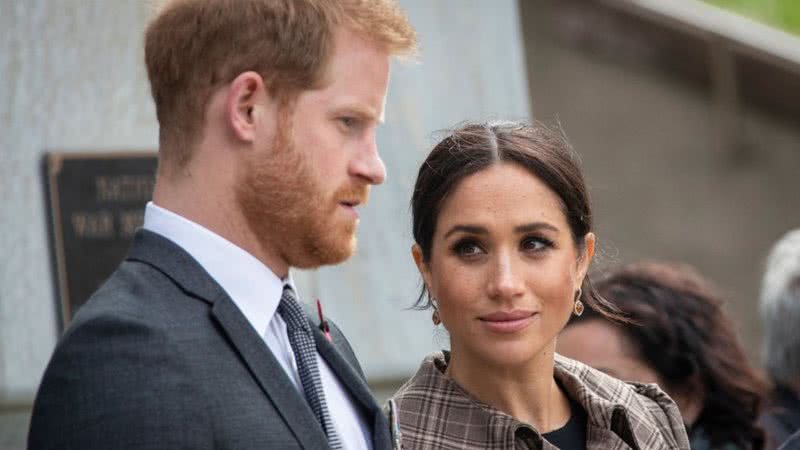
top-left (278, 285), bottom-right (343, 449)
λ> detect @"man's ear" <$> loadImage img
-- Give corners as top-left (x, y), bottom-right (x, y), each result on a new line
top-left (412, 244), bottom-right (433, 295)
top-left (226, 71), bottom-right (268, 143)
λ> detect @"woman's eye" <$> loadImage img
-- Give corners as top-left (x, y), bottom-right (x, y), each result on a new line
top-left (452, 240), bottom-right (483, 257)
top-left (521, 236), bottom-right (552, 252)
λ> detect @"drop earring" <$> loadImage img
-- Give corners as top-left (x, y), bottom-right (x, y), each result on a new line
top-left (573, 288), bottom-right (584, 316)
top-left (431, 297), bottom-right (441, 325)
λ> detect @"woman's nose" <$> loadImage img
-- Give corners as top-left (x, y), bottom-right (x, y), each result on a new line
top-left (486, 254), bottom-right (525, 301)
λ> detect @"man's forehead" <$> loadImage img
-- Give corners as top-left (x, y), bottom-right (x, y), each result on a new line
top-left (291, 27), bottom-right (390, 122)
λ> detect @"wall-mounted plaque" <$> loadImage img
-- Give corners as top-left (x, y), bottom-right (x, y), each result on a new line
top-left (44, 152), bottom-right (157, 328)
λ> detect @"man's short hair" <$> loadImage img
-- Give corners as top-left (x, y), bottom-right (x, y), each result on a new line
top-left (145, 0), bottom-right (416, 170)
top-left (760, 229), bottom-right (800, 384)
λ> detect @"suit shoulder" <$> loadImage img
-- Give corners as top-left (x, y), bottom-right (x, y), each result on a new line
top-left (50, 259), bottom-right (213, 390)
top-left (71, 259), bottom-right (202, 330)
top-left (29, 263), bottom-right (212, 450)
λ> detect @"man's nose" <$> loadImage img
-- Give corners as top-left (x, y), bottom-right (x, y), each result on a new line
top-left (350, 133), bottom-right (386, 185)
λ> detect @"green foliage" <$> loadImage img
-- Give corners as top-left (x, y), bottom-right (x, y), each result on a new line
top-left (704, 0), bottom-right (800, 35)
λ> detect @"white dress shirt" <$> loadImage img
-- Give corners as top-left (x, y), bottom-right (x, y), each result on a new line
top-left (143, 202), bottom-right (372, 449)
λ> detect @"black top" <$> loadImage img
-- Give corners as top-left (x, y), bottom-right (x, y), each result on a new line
top-left (542, 397), bottom-right (588, 450)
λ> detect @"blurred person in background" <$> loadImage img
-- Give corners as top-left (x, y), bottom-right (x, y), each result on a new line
top-left (759, 229), bottom-right (800, 449)
top-left (389, 121), bottom-right (690, 450)
top-left (558, 261), bottom-right (768, 450)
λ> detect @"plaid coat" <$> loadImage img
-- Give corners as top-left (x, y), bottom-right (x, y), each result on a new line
top-left (389, 352), bottom-right (690, 450)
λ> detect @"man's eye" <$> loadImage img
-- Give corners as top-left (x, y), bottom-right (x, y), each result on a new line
top-left (339, 117), bottom-right (355, 128)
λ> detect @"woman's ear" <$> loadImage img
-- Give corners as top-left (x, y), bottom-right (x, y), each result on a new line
top-left (412, 244), bottom-right (433, 294)
top-left (576, 232), bottom-right (596, 285)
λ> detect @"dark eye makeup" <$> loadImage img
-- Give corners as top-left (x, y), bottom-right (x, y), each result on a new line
top-left (451, 238), bottom-right (484, 257)
top-left (520, 235), bottom-right (555, 252)
top-left (448, 234), bottom-right (555, 259)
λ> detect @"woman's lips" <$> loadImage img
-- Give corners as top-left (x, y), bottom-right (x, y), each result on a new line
top-left (479, 310), bottom-right (537, 333)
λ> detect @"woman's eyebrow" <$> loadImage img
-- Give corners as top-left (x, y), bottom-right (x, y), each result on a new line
top-left (443, 224), bottom-right (487, 239)
top-left (514, 222), bottom-right (558, 234)
top-left (443, 222), bottom-right (559, 239)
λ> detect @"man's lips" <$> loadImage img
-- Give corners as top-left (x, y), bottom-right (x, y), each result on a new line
top-left (338, 200), bottom-right (362, 219)
top-left (479, 310), bottom-right (537, 333)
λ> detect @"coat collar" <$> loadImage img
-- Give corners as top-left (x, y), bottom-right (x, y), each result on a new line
top-left (553, 354), bottom-right (640, 448)
top-left (553, 353), bottom-right (688, 450)
top-left (393, 351), bottom-right (687, 450)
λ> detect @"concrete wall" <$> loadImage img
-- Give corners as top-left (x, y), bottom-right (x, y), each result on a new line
top-left (520, 0), bottom-right (800, 358)
top-left (0, 1), bottom-right (530, 447)
top-left (1, 1), bottom-right (157, 446)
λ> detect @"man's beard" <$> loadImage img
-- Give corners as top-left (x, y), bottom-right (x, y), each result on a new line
top-left (235, 133), bottom-right (368, 269)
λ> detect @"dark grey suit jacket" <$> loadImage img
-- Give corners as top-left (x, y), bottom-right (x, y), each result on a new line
top-left (28, 229), bottom-right (392, 450)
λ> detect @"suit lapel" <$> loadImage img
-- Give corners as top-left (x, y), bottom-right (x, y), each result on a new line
top-left (212, 299), bottom-right (330, 449)
top-left (126, 230), bottom-right (329, 449)
top-left (312, 328), bottom-right (392, 450)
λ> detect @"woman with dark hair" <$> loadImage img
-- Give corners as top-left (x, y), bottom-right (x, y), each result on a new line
top-left (389, 121), bottom-right (690, 449)
top-left (558, 261), bottom-right (768, 450)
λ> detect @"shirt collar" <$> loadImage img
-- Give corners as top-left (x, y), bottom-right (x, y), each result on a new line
top-left (142, 201), bottom-right (291, 334)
